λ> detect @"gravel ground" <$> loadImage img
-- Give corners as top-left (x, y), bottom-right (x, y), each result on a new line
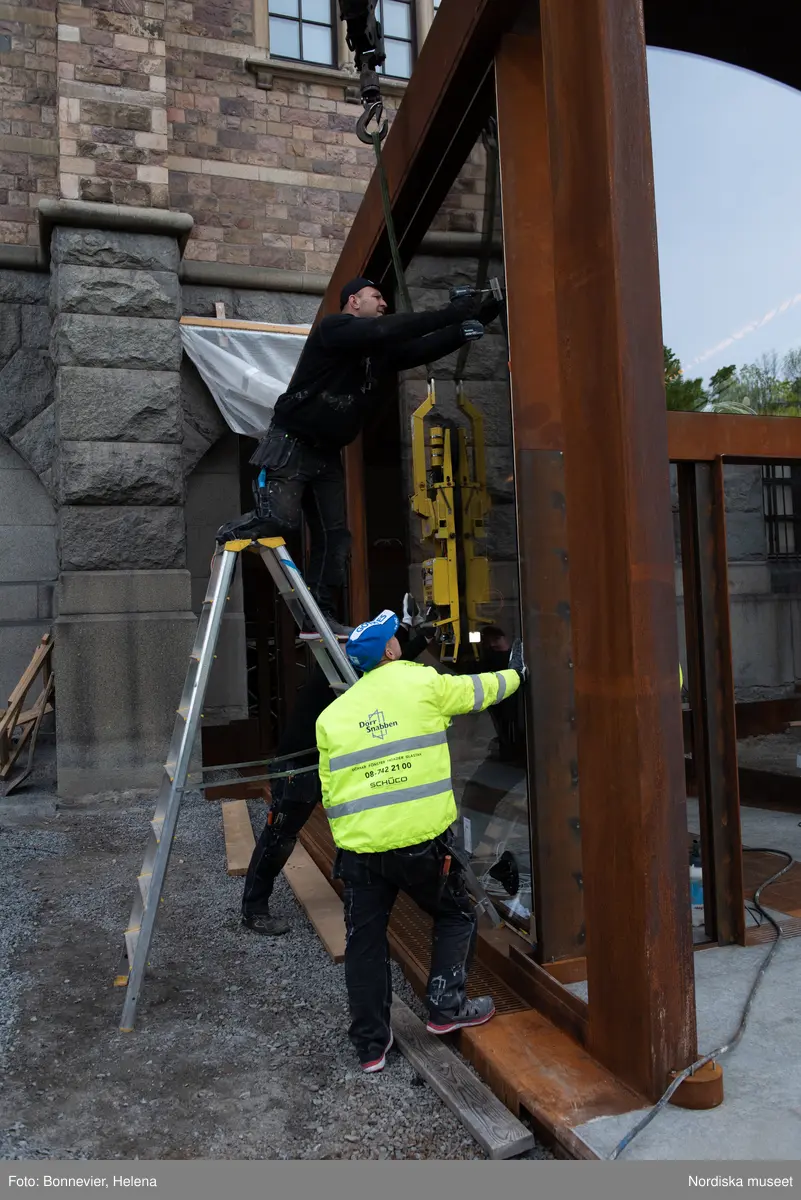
top-left (0, 767), bottom-right (550, 1162)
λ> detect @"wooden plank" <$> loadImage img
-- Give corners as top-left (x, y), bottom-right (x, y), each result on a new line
top-left (0, 634), bottom-right (51, 738)
top-left (221, 800), bottom-right (256, 877)
top-left (496, 19), bottom-right (584, 964)
top-left (538, 0), bottom-right (697, 1098)
top-left (390, 997), bottom-right (536, 1160)
top-left (282, 843), bottom-right (346, 962)
top-left (179, 316), bottom-right (310, 335)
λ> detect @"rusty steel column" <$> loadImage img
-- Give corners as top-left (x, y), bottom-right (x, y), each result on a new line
top-left (495, 16), bottom-right (584, 963)
top-left (539, 0), bottom-right (697, 1098)
top-left (678, 458), bottom-right (745, 946)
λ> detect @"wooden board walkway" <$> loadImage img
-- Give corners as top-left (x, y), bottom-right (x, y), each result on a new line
top-left (283, 843), bottom-right (346, 962)
top-left (221, 800), bottom-right (256, 876)
top-left (390, 997), bottom-right (535, 1159)
top-left (283, 842), bottom-right (538, 1157)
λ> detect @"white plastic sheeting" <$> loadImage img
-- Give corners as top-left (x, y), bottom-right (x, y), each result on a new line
top-left (180, 322), bottom-right (309, 438)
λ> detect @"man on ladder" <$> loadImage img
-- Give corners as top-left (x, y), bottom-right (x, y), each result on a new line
top-left (216, 281), bottom-right (500, 636)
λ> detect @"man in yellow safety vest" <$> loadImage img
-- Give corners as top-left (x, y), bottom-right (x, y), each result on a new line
top-left (316, 608), bottom-right (526, 1073)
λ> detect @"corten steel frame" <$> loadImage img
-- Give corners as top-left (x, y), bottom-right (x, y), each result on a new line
top-left (313, 0), bottom-right (801, 1102)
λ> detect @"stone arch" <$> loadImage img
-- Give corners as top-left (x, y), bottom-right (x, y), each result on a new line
top-left (0, 436), bottom-right (58, 701)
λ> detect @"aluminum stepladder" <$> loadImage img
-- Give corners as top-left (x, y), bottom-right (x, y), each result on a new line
top-left (118, 536), bottom-right (358, 1032)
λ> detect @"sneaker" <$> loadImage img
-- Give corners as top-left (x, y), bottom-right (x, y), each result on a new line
top-left (360, 1030), bottom-right (394, 1074)
top-left (299, 615), bottom-right (354, 641)
top-left (426, 996), bottom-right (496, 1035)
top-left (241, 911), bottom-right (290, 936)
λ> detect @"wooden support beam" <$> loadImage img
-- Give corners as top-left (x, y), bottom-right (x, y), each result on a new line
top-left (495, 19), bottom-right (584, 964)
top-left (538, 0), bottom-right (696, 1099)
top-left (678, 459), bottom-right (745, 945)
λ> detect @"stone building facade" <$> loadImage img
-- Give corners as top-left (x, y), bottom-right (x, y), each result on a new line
top-left (0, 1), bottom-right (797, 798)
top-left (0, 0), bottom-right (483, 797)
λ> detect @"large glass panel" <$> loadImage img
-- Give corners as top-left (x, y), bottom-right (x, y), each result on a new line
top-left (391, 136), bottom-right (532, 931)
top-left (271, 0), bottom-right (299, 16)
top-left (725, 463), bottom-right (801, 932)
top-left (650, 48), bottom-right (801, 417)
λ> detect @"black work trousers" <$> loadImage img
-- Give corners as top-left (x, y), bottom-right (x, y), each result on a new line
top-left (241, 761), bottom-right (320, 917)
top-left (335, 837), bottom-right (477, 1066)
top-left (222, 430), bottom-right (350, 614)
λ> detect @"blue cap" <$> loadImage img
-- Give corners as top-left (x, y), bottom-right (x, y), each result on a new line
top-left (346, 609), bottom-right (400, 673)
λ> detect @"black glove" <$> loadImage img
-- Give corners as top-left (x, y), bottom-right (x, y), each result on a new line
top-left (478, 295), bottom-right (503, 326)
top-left (459, 319), bottom-right (484, 344)
top-left (508, 638), bottom-right (528, 683)
top-left (448, 293), bottom-right (482, 320)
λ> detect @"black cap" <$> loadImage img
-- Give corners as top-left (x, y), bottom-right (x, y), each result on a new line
top-left (340, 277), bottom-right (377, 309)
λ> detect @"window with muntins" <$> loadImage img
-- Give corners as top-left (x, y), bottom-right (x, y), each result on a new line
top-left (377, 0), bottom-right (414, 78)
top-left (269, 0), bottom-right (335, 67)
top-left (763, 463), bottom-right (801, 558)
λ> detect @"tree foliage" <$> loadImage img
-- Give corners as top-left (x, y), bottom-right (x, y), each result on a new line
top-left (663, 346), bottom-right (801, 415)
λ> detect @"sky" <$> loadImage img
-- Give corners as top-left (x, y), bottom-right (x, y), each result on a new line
top-left (647, 48), bottom-right (801, 385)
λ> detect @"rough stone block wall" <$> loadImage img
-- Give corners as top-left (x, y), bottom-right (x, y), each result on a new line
top-left (50, 227), bottom-right (184, 570)
top-left (56, 0), bottom-right (168, 207)
top-left (0, 2), bottom-right (58, 246)
top-left (0, 266), bottom-right (54, 486)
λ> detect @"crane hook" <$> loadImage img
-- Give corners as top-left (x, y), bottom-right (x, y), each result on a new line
top-left (356, 99), bottom-right (389, 145)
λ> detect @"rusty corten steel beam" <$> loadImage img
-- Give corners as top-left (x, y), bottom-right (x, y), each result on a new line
top-left (496, 21), bottom-right (584, 964)
top-left (668, 412), bottom-right (801, 463)
top-left (678, 460), bottom-right (745, 946)
top-left (539, 0), bottom-right (697, 1099)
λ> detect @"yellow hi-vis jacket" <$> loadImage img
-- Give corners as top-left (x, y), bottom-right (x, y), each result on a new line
top-left (316, 659), bottom-right (521, 854)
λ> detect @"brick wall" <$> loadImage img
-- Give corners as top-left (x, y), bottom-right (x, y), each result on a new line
top-left (0, 1), bottom-right (58, 246)
top-left (166, 50), bottom-right (388, 273)
top-left (56, 0), bottom-right (168, 207)
top-left (0, 9), bottom-right (487, 260)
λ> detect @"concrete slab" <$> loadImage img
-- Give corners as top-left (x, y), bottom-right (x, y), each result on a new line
top-left (573, 938), bottom-right (801, 1160)
top-left (0, 526), bottom-right (58, 583)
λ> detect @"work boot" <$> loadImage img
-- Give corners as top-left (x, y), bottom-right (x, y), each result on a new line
top-left (241, 910), bottom-right (290, 936)
top-left (299, 615), bottom-right (353, 641)
top-left (426, 996), bottom-right (496, 1035)
top-left (216, 509), bottom-right (276, 545)
top-left (360, 1030), bottom-right (394, 1074)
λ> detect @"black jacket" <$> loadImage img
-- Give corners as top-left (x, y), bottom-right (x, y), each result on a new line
top-left (270, 305), bottom-right (467, 449)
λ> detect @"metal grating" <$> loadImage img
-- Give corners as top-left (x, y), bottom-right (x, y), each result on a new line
top-left (300, 806), bottom-right (529, 1015)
